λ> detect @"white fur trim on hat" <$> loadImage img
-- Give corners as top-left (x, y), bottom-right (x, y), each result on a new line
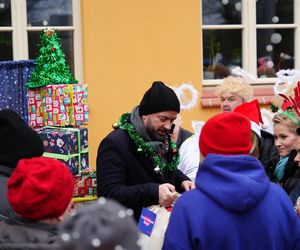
top-left (261, 108), bottom-right (274, 134)
top-left (250, 121), bottom-right (261, 138)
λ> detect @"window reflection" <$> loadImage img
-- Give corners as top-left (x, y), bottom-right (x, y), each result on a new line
top-left (203, 30), bottom-right (242, 79)
top-left (0, 0), bottom-right (11, 26)
top-left (0, 32), bottom-right (12, 60)
top-left (256, 0), bottom-right (293, 24)
top-left (257, 29), bottom-right (294, 78)
top-left (28, 31), bottom-right (74, 73)
top-left (202, 0), bottom-right (242, 25)
top-left (27, 0), bottom-right (72, 26)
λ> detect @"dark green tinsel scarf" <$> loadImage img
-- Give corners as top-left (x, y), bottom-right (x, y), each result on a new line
top-left (117, 113), bottom-right (179, 172)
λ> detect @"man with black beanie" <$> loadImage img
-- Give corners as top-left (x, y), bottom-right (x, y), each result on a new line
top-left (96, 81), bottom-right (194, 221)
top-left (0, 109), bottom-right (44, 219)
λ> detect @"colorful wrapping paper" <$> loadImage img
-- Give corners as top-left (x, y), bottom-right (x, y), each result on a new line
top-left (73, 170), bottom-right (97, 197)
top-left (37, 126), bottom-right (89, 174)
top-left (28, 83), bottom-right (88, 127)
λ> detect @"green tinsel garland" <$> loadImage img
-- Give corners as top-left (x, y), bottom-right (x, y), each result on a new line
top-left (269, 102), bottom-right (279, 113)
top-left (118, 113), bottom-right (179, 172)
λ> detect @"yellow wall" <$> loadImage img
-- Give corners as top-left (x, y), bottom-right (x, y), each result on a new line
top-left (81, 0), bottom-right (218, 167)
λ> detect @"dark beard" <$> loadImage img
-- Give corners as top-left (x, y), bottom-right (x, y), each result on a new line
top-left (146, 125), bottom-right (165, 142)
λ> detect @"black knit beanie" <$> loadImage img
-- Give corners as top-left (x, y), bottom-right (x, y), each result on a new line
top-left (0, 109), bottom-right (44, 168)
top-left (139, 81), bottom-right (180, 115)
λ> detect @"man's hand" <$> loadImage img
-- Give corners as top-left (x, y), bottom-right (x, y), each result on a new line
top-left (181, 180), bottom-right (195, 191)
top-left (159, 183), bottom-right (176, 207)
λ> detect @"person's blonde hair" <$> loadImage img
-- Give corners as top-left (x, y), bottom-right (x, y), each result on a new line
top-left (250, 131), bottom-right (260, 159)
top-left (215, 76), bottom-right (253, 102)
top-left (273, 112), bottom-right (299, 134)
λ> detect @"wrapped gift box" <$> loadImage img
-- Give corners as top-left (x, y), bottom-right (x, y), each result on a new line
top-left (28, 83), bottom-right (88, 127)
top-left (37, 126), bottom-right (89, 174)
top-left (73, 170), bottom-right (97, 197)
top-left (53, 152), bottom-right (89, 175)
top-left (37, 127), bottom-right (88, 154)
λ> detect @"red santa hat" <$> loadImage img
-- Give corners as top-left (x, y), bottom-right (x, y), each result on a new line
top-left (233, 99), bottom-right (263, 138)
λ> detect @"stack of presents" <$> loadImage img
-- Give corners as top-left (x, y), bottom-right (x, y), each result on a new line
top-left (26, 28), bottom-right (97, 202)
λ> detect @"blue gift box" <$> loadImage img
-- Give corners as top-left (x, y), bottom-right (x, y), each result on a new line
top-left (57, 152), bottom-right (89, 174)
top-left (36, 126), bottom-right (89, 174)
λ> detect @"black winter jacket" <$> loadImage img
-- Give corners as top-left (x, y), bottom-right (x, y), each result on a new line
top-left (176, 127), bottom-right (192, 149)
top-left (0, 165), bottom-right (14, 218)
top-left (281, 150), bottom-right (300, 200)
top-left (96, 128), bottom-right (190, 221)
top-left (259, 130), bottom-right (279, 182)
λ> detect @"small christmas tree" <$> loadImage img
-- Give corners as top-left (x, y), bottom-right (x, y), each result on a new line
top-left (27, 27), bottom-right (78, 88)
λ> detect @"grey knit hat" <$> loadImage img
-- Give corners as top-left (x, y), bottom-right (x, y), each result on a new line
top-left (58, 198), bottom-right (141, 250)
top-left (139, 81), bottom-right (180, 115)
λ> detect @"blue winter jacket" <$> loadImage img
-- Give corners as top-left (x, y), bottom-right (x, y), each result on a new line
top-left (163, 154), bottom-right (300, 250)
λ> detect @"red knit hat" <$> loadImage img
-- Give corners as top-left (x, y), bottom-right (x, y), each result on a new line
top-left (7, 157), bottom-right (74, 220)
top-left (199, 112), bottom-right (252, 157)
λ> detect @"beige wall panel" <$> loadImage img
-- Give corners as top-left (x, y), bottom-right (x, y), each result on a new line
top-left (82, 0), bottom-right (217, 167)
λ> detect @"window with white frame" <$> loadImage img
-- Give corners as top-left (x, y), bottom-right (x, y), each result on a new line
top-left (202, 0), bottom-right (299, 86)
top-left (0, 0), bottom-right (83, 82)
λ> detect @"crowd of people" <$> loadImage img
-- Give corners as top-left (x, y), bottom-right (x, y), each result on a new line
top-left (0, 76), bottom-right (300, 249)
